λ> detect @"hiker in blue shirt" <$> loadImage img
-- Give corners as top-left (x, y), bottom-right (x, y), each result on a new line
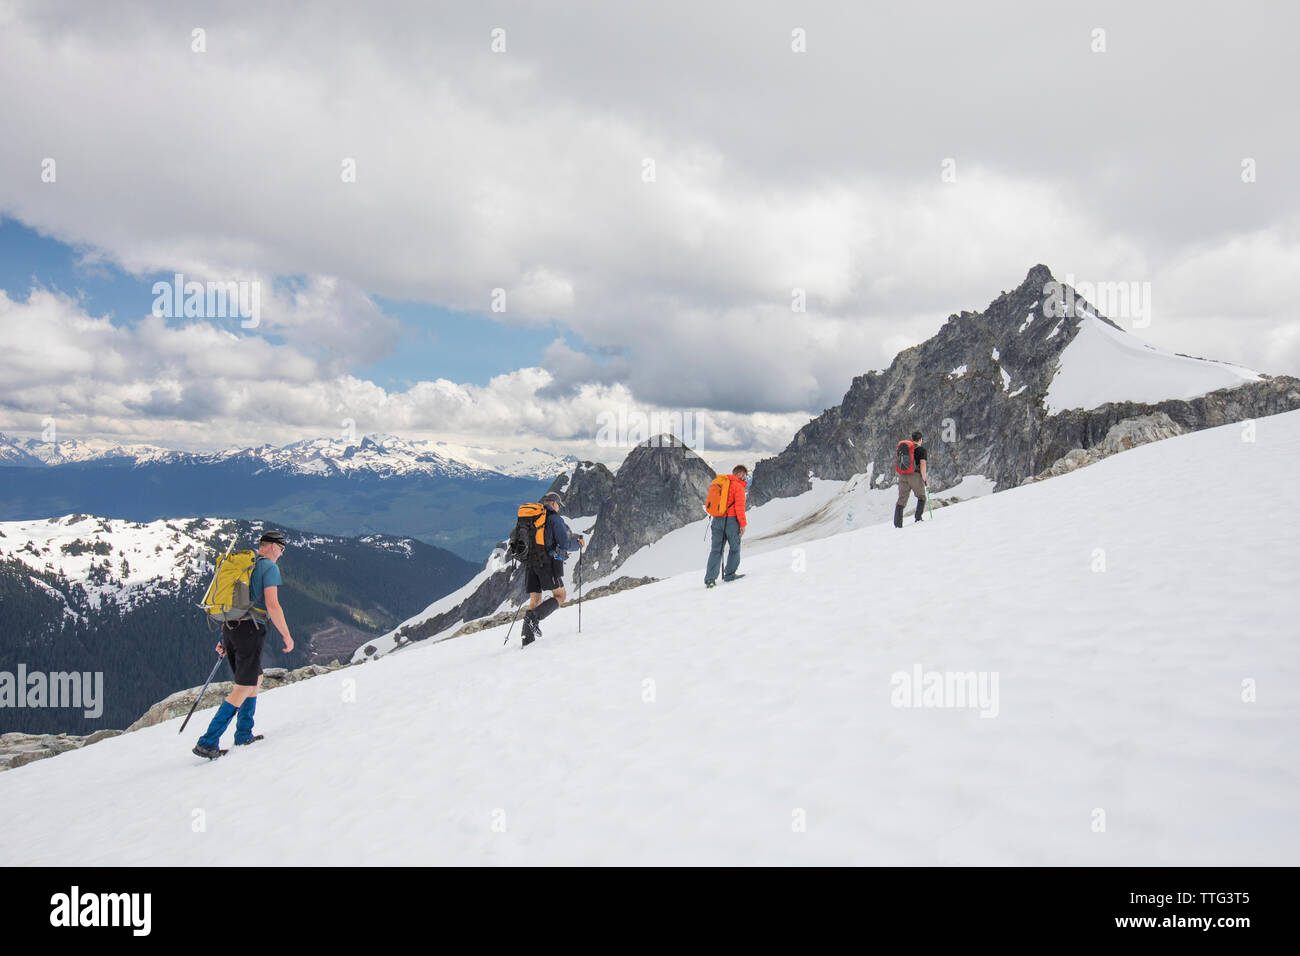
top-left (193, 530), bottom-right (295, 758)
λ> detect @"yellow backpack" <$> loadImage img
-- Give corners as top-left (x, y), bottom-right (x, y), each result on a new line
top-left (704, 475), bottom-right (732, 517)
top-left (200, 545), bottom-right (268, 623)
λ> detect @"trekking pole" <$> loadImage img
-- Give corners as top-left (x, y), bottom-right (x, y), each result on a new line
top-left (503, 601), bottom-right (526, 645)
top-left (926, 482), bottom-right (934, 521)
top-left (576, 545), bottom-right (584, 634)
top-left (178, 653), bottom-right (225, 734)
top-left (503, 563), bottom-right (525, 645)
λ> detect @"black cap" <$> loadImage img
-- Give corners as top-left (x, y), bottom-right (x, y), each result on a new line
top-left (911, 431), bottom-right (923, 442)
top-left (259, 530), bottom-right (287, 547)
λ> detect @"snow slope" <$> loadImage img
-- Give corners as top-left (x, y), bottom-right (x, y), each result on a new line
top-left (354, 476), bottom-right (996, 659)
top-left (1045, 314), bottom-right (1260, 413)
top-left (605, 473), bottom-right (994, 588)
top-left (1, 412), bottom-right (1296, 865)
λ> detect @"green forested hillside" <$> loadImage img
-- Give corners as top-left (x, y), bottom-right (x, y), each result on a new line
top-left (0, 519), bottom-right (477, 734)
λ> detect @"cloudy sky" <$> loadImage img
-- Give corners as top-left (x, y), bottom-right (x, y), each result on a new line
top-left (1, 0), bottom-right (1296, 464)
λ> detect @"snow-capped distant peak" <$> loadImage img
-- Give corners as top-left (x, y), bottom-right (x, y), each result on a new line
top-left (0, 435), bottom-right (171, 466)
top-left (0, 432), bottom-right (577, 482)
top-left (429, 440), bottom-right (579, 479)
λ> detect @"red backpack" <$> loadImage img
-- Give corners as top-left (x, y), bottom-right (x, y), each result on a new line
top-left (895, 441), bottom-right (917, 475)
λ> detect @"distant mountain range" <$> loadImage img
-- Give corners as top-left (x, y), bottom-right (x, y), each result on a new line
top-left (0, 432), bottom-right (579, 480)
top-left (0, 515), bottom-right (477, 734)
top-left (0, 434), bottom-right (578, 558)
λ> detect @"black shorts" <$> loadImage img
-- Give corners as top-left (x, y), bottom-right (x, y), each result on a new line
top-left (222, 618), bottom-right (267, 687)
top-left (525, 559), bottom-right (564, 594)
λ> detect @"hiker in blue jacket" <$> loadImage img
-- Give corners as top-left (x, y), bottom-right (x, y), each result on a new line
top-left (521, 492), bottom-right (584, 646)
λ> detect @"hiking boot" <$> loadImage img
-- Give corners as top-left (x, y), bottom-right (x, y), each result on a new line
top-left (893, 504), bottom-right (905, 528)
top-left (234, 734), bottom-right (264, 746)
top-left (705, 579), bottom-right (716, 589)
top-left (521, 610), bottom-right (537, 645)
top-left (723, 573), bottom-right (745, 582)
top-left (192, 743), bottom-right (226, 760)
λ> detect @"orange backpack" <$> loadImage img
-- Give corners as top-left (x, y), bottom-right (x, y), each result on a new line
top-left (507, 502), bottom-right (549, 562)
top-left (704, 475), bottom-right (732, 517)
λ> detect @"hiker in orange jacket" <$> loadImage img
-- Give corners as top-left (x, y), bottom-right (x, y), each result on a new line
top-left (705, 465), bottom-right (749, 587)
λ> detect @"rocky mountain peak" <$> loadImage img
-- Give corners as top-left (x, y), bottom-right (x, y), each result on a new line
top-left (750, 265), bottom-right (1297, 503)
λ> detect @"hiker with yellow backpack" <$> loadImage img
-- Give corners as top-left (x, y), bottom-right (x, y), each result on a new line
top-left (703, 465), bottom-right (750, 588)
top-left (192, 530), bottom-right (295, 759)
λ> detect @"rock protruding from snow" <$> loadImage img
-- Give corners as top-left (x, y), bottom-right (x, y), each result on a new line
top-left (0, 730), bottom-right (122, 772)
top-left (1022, 413), bottom-right (1185, 483)
top-left (0, 660), bottom-right (355, 773)
top-left (126, 663), bottom-right (350, 733)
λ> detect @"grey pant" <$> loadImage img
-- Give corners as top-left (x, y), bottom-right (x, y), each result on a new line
top-left (705, 516), bottom-right (741, 582)
top-left (897, 473), bottom-right (926, 511)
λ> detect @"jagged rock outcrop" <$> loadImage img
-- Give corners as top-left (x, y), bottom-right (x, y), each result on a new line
top-left (580, 436), bottom-right (716, 581)
top-left (751, 265), bottom-right (1300, 502)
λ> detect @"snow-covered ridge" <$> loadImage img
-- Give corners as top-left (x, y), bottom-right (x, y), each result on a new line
top-left (0, 516), bottom-right (222, 614)
top-left (0, 516), bottom-right (429, 617)
top-left (1045, 314), bottom-right (1261, 414)
top-left (0, 433), bottom-right (578, 481)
